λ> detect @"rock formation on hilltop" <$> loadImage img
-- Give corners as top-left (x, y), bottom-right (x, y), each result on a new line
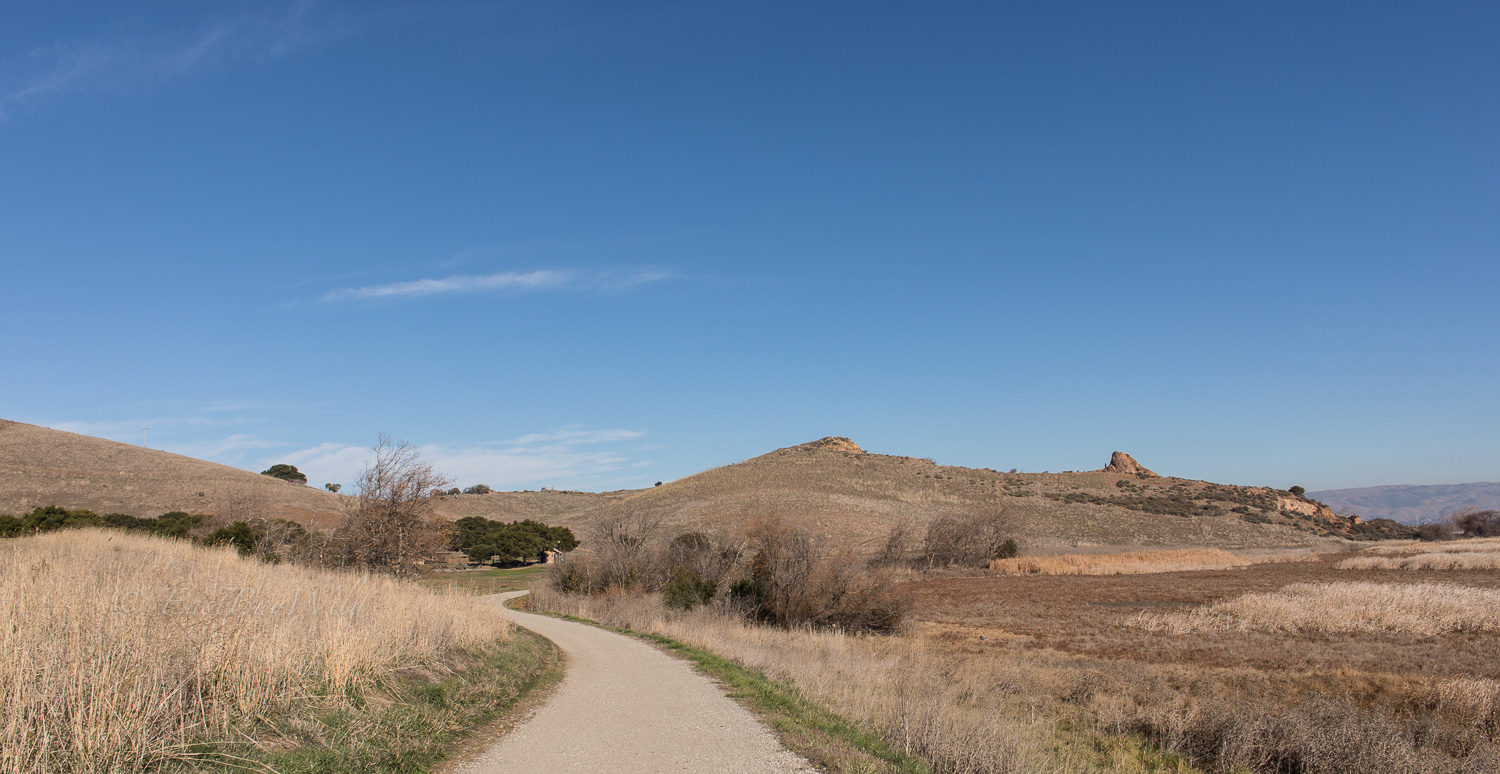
top-left (769, 437), bottom-right (865, 457)
top-left (1101, 451), bottom-right (1158, 478)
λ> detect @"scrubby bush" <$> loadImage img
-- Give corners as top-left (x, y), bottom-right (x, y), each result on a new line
top-left (548, 513), bottom-right (904, 633)
top-left (260, 463), bottom-right (307, 483)
top-left (662, 568), bottom-right (717, 610)
top-left (324, 482), bottom-right (341, 493)
top-left (0, 506), bottom-right (209, 540)
top-left (1288, 485), bottom-right (1306, 498)
top-left (462, 484), bottom-right (492, 495)
top-left (205, 521), bottom-right (266, 557)
top-left (923, 511), bottom-right (1015, 568)
top-left (1454, 508), bottom-right (1500, 538)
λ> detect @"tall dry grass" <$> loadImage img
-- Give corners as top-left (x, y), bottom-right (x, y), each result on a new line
top-left (528, 585), bottom-right (1060, 774)
top-left (0, 529), bottom-right (511, 774)
top-left (988, 548), bottom-right (1314, 576)
top-left (1339, 551), bottom-right (1500, 571)
top-left (1137, 581), bottom-right (1500, 636)
top-left (1364, 537), bottom-right (1500, 555)
top-left (530, 585), bottom-right (1500, 772)
top-left (1339, 537), bottom-right (1500, 570)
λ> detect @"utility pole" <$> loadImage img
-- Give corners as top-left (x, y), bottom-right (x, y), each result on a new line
top-left (143, 428), bottom-right (149, 448)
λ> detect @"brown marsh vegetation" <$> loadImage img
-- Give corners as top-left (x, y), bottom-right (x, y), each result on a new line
top-left (536, 536), bottom-right (1500, 773)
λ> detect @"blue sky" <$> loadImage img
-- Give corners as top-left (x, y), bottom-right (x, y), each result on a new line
top-left (3, 1), bottom-right (1496, 492)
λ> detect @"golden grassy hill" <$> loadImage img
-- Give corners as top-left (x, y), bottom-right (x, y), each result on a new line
top-left (533, 438), bottom-right (1360, 553)
top-left (0, 421), bottom-right (1364, 552)
top-left (0, 419), bottom-right (347, 527)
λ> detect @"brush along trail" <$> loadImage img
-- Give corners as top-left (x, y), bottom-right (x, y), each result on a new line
top-left (453, 591), bottom-right (813, 774)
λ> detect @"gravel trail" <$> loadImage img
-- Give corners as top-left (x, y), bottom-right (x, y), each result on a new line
top-left (453, 591), bottom-right (815, 774)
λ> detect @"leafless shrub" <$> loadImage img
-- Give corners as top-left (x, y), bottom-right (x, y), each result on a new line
top-left (872, 522), bottom-right (913, 567)
top-left (1453, 507), bottom-right (1500, 538)
top-left (336, 434), bottom-right (451, 577)
top-left (923, 511), bottom-right (1012, 568)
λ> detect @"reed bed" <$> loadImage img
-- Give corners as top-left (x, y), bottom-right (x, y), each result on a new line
top-left (1339, 551), bottom-right (1500, 571)
top-left (1137, 581), bottom-right (1500, 636)
top-left (0, 529), bottom-right (511, 774)
top-left (988, 548), bottom-right (1312, 576)
top-left (1365, 537), bottom-right (1500, 554)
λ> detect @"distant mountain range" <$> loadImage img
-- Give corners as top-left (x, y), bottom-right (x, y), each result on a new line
top-left (1309, 482), bottom-right (1500, 525)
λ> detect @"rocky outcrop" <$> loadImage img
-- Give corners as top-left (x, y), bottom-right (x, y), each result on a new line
top-left (771, 437), bottom-right (865, 457)
top-left (1101, 451), bottom-right (1158, 478)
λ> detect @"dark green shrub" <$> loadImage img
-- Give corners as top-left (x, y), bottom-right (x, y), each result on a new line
top-left (1288, 485), bottom-right (1306, 498)
top-left (260, 464), bottom-right (307, 483)
top-left (462, 484), bottom-right (492, 495)
top-left (206, 521), bottom-right (265, 557)
top-left (663, 569), bottom-right (717, 610)
top-left (995, 539), bottom-right (1019, 560)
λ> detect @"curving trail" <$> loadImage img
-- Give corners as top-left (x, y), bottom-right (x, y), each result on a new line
top-left (453, 591), bottom-right (814, 774)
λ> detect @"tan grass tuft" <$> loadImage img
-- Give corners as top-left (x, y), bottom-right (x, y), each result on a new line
top-left (0, 529), bottom-right (510, 774)
top-left (989, 547), bottom-right (1313, 576)
top-left (1137, 581), bottom-right (1500, 636)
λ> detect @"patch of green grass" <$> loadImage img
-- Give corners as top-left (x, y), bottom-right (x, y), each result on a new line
top-left (419, 564), bottom-right (552, 596)
top-left (175, 628), bottom-right (562, 774)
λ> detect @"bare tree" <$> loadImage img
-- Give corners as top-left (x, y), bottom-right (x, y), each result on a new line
top-left (922, 510), bottom-right (1013, 568)
top-left (338, 434), bottom-right (451, 577)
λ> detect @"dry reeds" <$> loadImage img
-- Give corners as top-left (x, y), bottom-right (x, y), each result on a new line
top-left (1339, 551), bottom-right (1500, 571)
top-left (1137, 581), bottom-right (1500, 636)
top-left (989, 547), bottom-right (1312, 576)
top-left (0, 529), bottom-right (510, 774)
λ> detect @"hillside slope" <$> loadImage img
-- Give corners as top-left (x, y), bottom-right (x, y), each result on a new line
top-left (0, 420), bottom-right (347, 527)
top-left (543, 438), bottom-right (1360, 553)
top-left (1310, 482), bottom-right (1500, 525)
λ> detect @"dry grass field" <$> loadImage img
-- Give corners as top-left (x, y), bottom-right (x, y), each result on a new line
top-left (889, 553), bottom-right (1500, 771)
top-left (534, 549), bottom-right (1500, 772)
top-left (988, 547), bottom-right (1317, 575)
top-left (1337, 537), bottom-right (1500, 571)
top-left (0, 529), bottom-right (516, 774)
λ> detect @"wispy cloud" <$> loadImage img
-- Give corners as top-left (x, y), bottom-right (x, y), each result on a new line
top-left (1, 2), bottom-right (350, 121)
top-left (321, 267), bottom-right (675, 302)
top-left (273, 426), bottom-right (653, 489)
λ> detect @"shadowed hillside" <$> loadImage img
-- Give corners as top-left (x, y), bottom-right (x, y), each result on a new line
top-left (0, 420), bottom-right (347, 527)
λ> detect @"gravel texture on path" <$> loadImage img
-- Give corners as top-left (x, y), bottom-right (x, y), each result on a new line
top-left (454, 591), bottom-right (815, 774)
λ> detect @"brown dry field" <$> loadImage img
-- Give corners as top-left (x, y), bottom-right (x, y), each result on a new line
top-left (898, 554), bottom-right (1500, 680)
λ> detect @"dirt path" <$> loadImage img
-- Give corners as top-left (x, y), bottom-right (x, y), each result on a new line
top-left (452, 591), bottom-right (814, 774)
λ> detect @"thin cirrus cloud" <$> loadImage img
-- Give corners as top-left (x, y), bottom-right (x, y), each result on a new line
top-left (321, 268), bottom-right (675, 302)
top-left (1, 3), bottom-right (347, 121)
top-left (271, 426), bottom-right (654, 489)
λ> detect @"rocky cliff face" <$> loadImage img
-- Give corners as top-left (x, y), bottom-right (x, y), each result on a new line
top-left (1101, 451), bottom-right (1158, 477)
